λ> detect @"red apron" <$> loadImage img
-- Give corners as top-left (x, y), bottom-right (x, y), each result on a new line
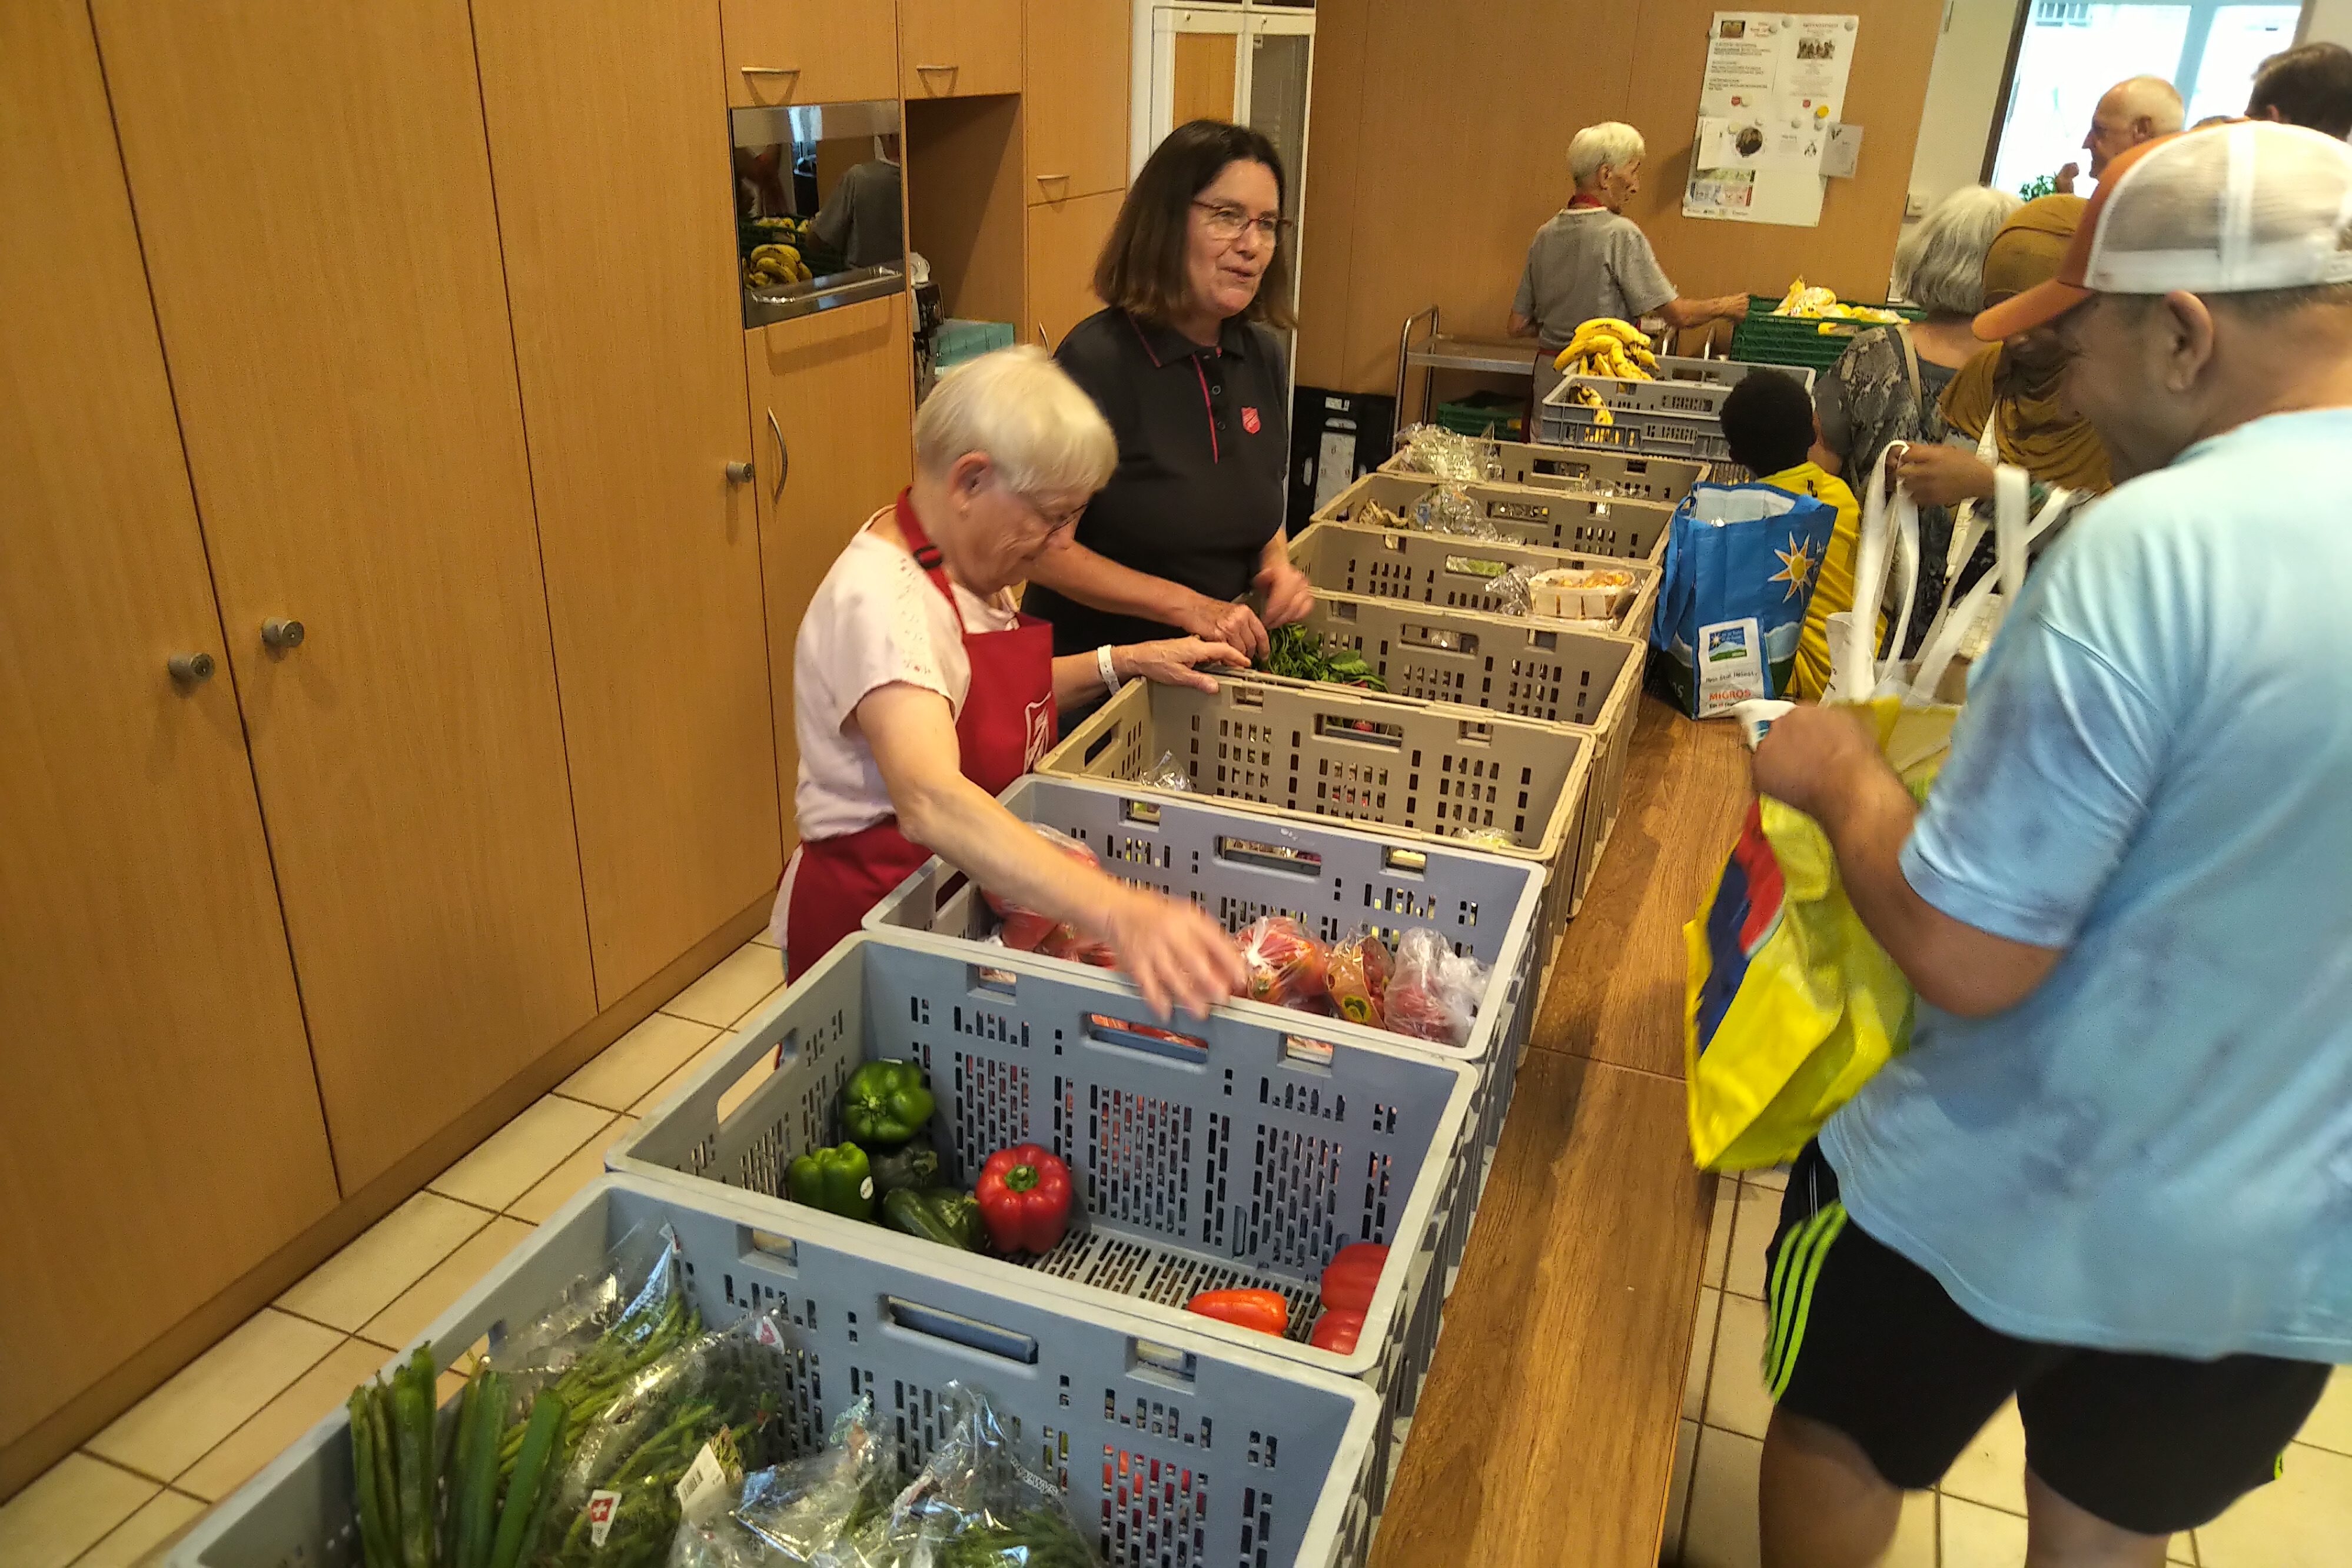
top-left (783, 490), bottom-right (1058, 980)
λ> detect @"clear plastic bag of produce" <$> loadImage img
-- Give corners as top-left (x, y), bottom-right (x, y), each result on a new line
top-left (1235, 915), bottom-right (1330, 1009)
top-left (1140, 749), bottom-right (1192, 793)
top-left (1382, 928), bottom-right (1489, 1048)
top-left (1452, 826), bottom-right (1516, 853)
top-left (1394, 424), bottom-right (1501, 486)
top-left (1490, 564), bottom-right (1536, 617)
top-left (1411, 484), bottom-right (1495, 539)
top-left (1324, 926), bottom-right (1393, 1028)
top-left (665, 1397), bottom-right (895, 1568)
top-left (982, 825), bottom-right (1099, 954)
top-left (856, 1383), bottom-right (1099, 1567)
top-left (540, 1307), bottom-right (797, 1567)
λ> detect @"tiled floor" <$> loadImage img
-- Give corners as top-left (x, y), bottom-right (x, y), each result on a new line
top-left (1665, 1167), bottom-right (2352, 1567)
top-left (0, 935), bottom-right (786, 1568)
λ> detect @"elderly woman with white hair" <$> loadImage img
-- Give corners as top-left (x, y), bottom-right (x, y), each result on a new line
top-left (775, 346), bottom-right (1247, 1015)
top-left (1508, 121), bottom-right (1750, 398)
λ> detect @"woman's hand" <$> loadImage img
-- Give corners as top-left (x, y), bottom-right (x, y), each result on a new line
top-left (1106, 889), bottom-right (1248, 1020)
top-left (1118, 637), bottom-right (1250, 693)
top-left (1892, 443), bottom-right (1997, 508)
top-left (1179, 594), bottom-right (1271, 662)
top-left (1254, 558), bottom-right (1317, 630)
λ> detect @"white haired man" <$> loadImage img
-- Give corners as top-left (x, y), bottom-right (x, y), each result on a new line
top-left (2057, 74), bottom-right (2184, 192)
top-left (1507, 121), bottom-right (1749, 397)
top-left (1750, 122), bottom-right (2352, 1567)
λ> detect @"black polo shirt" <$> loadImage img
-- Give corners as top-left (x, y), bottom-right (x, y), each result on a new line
top-left (1024, 307), bottom-right (1290, 655)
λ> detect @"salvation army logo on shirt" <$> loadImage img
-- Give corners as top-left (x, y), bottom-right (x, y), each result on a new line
top-left (1241, 406), bottom-right (1261, 434)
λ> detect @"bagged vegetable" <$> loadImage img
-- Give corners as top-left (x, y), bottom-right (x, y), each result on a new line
top-left (665, 1397), bottom-right (893, 1568)
top-left (981, 826), bottom-right (1098, 953)
top-left (1325, 927), bottom-right (1391, 1028)
top-left (1138, 749), bottom-right (1192, 793)
top-left (857, 1383), bottom-right (1099, 1567)
top-left (542, 1308), bottom-right (796, 1568)
top-left (1234, 916), bottom-right (1329, 1009)
top-left (1382, 928), bottom-right (1487, 1048)
top-left (1394, 424), bottom-right (1501, 486)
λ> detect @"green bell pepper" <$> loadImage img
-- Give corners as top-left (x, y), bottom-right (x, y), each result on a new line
top-left (785, 1142), bottom-right (873, 1221)
top-left (881, 1187), bottom-right (984, 1250)
top-left (869, 1135), bottom-right (941, 1198)
top-left (841, 1059), bottom-right (935, 1148)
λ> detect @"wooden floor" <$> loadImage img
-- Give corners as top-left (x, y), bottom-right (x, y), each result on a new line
top-left (1373, 695), bottom-right (1750, 1567)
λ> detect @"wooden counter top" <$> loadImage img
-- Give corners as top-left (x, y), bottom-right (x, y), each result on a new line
top-left (1372, 696), bottom-right (1750, 1567)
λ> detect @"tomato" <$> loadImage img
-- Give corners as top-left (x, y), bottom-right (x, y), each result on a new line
top-left (998, 909), bottom-right (1062, 952)
top-left (1308, 1308), bottom-right (1366, 1354)
top-left (1319, 1243), bottom-right (1388, 1313)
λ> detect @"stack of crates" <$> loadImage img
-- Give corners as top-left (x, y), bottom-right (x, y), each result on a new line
top-left (1537, 355), bottom-right (1813, 480)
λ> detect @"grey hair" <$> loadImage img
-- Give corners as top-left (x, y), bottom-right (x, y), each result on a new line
top-left (1894, 185), bottom-right (2024, 316)
top-left (912, 344), bottom-right (1117, 497)
top-left (1569, 122), bottom-right (1647, 187)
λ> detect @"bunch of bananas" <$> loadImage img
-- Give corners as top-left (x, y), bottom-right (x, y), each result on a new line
top-left (745, 240), bottom-right (812, 291)
top-left (1552, 317), bottom-right (1658, 381)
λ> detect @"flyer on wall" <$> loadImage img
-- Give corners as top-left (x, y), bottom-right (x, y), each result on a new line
top-left (1684, 12), bottom-right (1858, 227)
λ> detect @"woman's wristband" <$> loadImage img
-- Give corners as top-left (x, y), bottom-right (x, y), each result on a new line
top-left (1097, 645), bottom-right (1122, 695)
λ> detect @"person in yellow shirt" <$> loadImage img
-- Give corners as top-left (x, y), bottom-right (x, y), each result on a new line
top-left (1720, 368), bottom-right (1863, 699)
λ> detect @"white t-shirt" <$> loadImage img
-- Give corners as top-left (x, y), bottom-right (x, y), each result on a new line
top-left (792, 513), bottom-right (1018, 842)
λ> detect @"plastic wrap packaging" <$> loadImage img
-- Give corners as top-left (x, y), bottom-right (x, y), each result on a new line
top-left (1410, 484), bottom-right (1500, 540)
top-left (542, 1309), bottom-right (796, 1568)
top-left (856, 1384), bottom-right (1100, 1567)
top-left (665, 1398), bottom-right (893, 1568)
top-left (1394, 424), bottom-right (1502, 486)
top-left (1139, 749), bottom-right (1193, 793)
top-left (1451, 826), bottom-right (1516, 853)
top-left (1381, 928), bottom-right (1489, 1048)
top-left (983, 825), bottom-right (1100, 954)
top-left (1325, 927), bottom-right (1393, 1028)
top-left (1235, 915), bottom-right (1330, 1009)
top-left (1490, 565), bottom-right (1536, 617)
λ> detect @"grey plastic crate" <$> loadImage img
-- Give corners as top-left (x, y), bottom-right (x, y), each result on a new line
top-left (171, 1175), bottom-right (1382, 1568)
top-left (1310, 471), bottom-right (1672, 560)
top-left (864, 776), bottom-right (1546, 1168)
top-left (1381, 439), bottom-right (1709, 507)
top-left (1288, 520), bottom-right (1661, 644)
top-left (1537, 360), bottom-right (1813, 480)
top-left (612, 932), bottom-right (1476, 1520)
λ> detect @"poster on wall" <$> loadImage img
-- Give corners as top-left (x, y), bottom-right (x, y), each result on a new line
top-left (1683, 12), bottom-right (1858, 227)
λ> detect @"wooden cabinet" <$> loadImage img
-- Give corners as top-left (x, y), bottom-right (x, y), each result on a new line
top-left (91, 0), bottom-right (597, 1192)
top-left (745, 294), bottom-right (915, 851)
top-left (472, 1), bottom-right (782, 1005)
top-left (0, 0), bottom-right (340, 1454)
top-left (901, 0), bottom-right (1022, 98)
top-left (719, 0), bottom-right (898, 108)
top-left (1025, 0), bottom-right (1130, 201)
top-left (1026, 190), bottom-right (1122, 350)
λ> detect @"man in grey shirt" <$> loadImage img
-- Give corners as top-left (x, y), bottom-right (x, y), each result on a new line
top-left (810, 137), bottom-right (903, 273)
top-left (1509, 121), bottom-right (1750, 398)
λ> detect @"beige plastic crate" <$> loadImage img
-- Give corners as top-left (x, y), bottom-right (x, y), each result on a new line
top-left (1288, 520), bottom-right (1661, 644)
top-left (1038, 672), bottom-right (1597, 964)
top-left (1279, 591), bottom-right (1645, 916)
top-left (1311, 471), bottom-right (1672, 560)
top-left (1381, 439), bottom-right (1709, 507)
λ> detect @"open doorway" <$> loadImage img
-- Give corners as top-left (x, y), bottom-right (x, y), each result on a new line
top-left (1985, 1), bottom-right (2303, 195)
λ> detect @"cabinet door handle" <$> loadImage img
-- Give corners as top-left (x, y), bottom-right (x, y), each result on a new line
top-left (1035, 172), bottom-right (1069, 184)
top-left (168, 652), bottom-right (216, 685)
top-left (725, 460), bottom-right (755, 484)
top-left (767, 409), bottom-right (789, 501)
top-left (740, 65), bottom-right (801, 75)
top-left (261, 617), bottom-right (305, 651)
top-left (915, 62), bottom-right (958, 72)
top-left (1037, 321), bottom-right (1049, 347)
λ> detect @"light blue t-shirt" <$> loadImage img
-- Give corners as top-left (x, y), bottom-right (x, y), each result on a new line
top-left (1821, 407), bottom-right (2352, 1364)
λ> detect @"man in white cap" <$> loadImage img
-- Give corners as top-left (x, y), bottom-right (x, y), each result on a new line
top-left (1746, 121), bottom-right (2352, 1567)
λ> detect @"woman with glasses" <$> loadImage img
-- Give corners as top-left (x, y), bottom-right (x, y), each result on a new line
top-left (1508, 121), bottom-right (1751, 402)
top-left (772, 346), bottom-right (1246, 1012)
top-left (1022, 120), bottom-right (1314, 673)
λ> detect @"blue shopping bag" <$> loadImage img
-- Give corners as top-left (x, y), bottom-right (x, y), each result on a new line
top-left (1652, 481), bottom-right (1838, 719)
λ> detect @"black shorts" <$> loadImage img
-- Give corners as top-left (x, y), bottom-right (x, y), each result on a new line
top-left (1763, 1143), bottom-right (2330, 1536)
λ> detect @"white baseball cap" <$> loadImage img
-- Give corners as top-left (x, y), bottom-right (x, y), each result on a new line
top-left (1977, 120), bottom-right (2352, 339)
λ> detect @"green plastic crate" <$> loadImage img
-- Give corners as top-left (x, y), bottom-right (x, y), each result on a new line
top-left (1434, 391), bottom-right (1525, 441)
top-left (1730, 296), bottom-right (1925, 374)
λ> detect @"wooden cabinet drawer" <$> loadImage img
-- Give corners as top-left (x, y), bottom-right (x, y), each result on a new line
top-left (1025, 0), bottom-right (1129, 202)
top-left (901, 0), bottom-right (1022, 99)
top-left (722, 0), bottom-right (899, 107)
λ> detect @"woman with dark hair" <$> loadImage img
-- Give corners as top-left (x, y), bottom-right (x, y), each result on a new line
top-left (1021, 120), bottom-right (1313, 665)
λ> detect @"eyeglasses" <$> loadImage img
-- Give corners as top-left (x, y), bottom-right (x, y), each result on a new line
top-left (1192, 200), bottom-right (1290, 244)
top-left (1016, 491), bottom-right (1088, 534)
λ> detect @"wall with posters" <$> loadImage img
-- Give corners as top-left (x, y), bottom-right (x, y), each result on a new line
top-left (1294, 0), bottom-right (1943, 394)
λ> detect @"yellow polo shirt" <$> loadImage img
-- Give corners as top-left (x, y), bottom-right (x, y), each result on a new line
top-left (1760, 461), bottom-right (1863, 701)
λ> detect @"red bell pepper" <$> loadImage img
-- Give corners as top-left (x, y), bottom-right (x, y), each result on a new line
top-left (974, 1144), bottom-right (1073, 1255)
top-left (1184, 1288), bottom-right (1290, 1337)
top-left (1319, 1243), bottom-right (1388, 1313)
top-left (1308, 1308), bottom-right (1366, 1354)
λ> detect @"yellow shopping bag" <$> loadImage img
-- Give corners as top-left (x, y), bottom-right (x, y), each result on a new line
top-left (1683, 697), bottom-right (1956, 1171)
